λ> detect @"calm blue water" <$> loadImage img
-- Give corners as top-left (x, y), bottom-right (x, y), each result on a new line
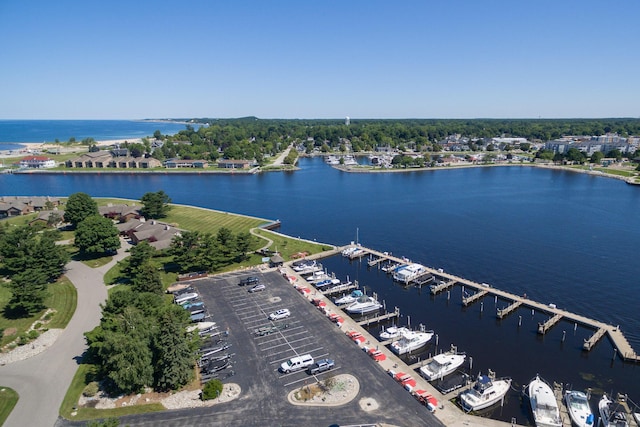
top-left (0, 120), bottom-right (195, 150)
top-left (1, 158), bottom-right (639, 423)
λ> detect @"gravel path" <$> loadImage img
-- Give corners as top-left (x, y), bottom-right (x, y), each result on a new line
top-left (0, 329), bottom-right (63, 365)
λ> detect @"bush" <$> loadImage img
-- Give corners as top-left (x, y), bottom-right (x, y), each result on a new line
top-left (33, 322), bottom-right (42, 330)
top-left (16, 334), bottom-right (29, 346)
top-left (28, 330), bottom-right (40, 340)
top-left (201, 379), bottom-right (223, 401)
top-left (83, 381), bottom-right (100, 397)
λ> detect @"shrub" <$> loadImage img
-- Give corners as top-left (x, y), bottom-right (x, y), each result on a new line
top-left (201, 379), bottom-right (223, 401)
top-left (33, 322), bottom-right (42, 330)
top-left (28, 330), bottom-right (40, 340)
top-left (16, 334), bottom-right (29, 346)
top-left (83, 381), bottom-right (100, 397)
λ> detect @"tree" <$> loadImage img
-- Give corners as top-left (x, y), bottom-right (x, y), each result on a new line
top-left (75, 215), bottom-right (121, 255)
top-left (153, 130), bottom-right (162, 140)
top-left (122, 241), bottom-right (156, 277)
top-left (590, 151), bottom-right (604, 164)
top-left (5, 268), bottom-right (48, 316)
top-left (0, 227), bottom-right (69, 282)
top-left (141, 191), bottom-right (171, 219)
top-left (152, 306), bottom-right (194, 391)
top-left (201, 379), bottom-right (223, 400)
top-left (65, 192), bottom-right (98, 227)
top-left (131, 262), bottom-right (163, 295)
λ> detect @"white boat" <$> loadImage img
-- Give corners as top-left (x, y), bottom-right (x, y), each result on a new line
top-left (459, 372), bottom-right (512, 411)
top-left (335, 289), bottom-right (363, 305)
top-left (345, 295), bottom-right (383, 314)
top-left (306, 271), bottom-right (330, 283)
top-left (393, 263), bottom-right (426, 283)
top-left (292, 259), bottom-right (315, 271)
top-left (341, 247), bottom-right (358, 257)
top-left (599, 394), bottom-right (628, 427)
top-left (325, 155), bottom-right (340, 165)
top-left (379, 326), bottom-right (411, 340)
top-left (390, 328), bottom-right (434, 355)
top-left (564, 390), bottom-right (594, 427)
top-left (528, 375), bottom-right (562, 427)
top-left (419, 349), bottom-right (466, 381)
top-left (186, 321), bottom-right (216, 333)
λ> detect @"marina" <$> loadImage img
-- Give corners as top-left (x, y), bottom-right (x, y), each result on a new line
top-left (343, 244), bottom-right (640, 362)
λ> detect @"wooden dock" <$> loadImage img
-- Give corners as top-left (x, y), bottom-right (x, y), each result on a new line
top-left (357, 307), bottom-right (400, 326)
top-left (430, 280), bottom-right (456, 295)
top-left (538, 314), bottom-right (563, 334)
top-left (321, 283), bottom-right (358, 296)
top-left (412, 272), bottom-right (435, 286)
top-left (367, 256), bottom-right (387, 267)
top-left (583, 328), bottom-right (607, 350)
top-left (497, 300), bottom-right (523, 319)
top-left (336, 244), bottom-right (640, 362)
top-left (462, 290), bottom-right (488, 306)
top-left (553, 382), bottom-right (573, 427)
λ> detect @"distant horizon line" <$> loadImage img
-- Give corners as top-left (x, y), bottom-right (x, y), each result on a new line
top-left (1, 116), bottom-right (640, 121)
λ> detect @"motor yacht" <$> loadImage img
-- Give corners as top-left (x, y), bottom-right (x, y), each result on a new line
top-left (419, 349), bottom-right (466, 381)
top-left (390, 327), bottom-right (434, 355)
top-left (345, 295), bottom-right (382, 314)
top-left (459, 371), bottom-right (511, 411)
top-left (564, 390), bottom-right (594, 427)
top-left (528, 375), bottom-right (562, 427)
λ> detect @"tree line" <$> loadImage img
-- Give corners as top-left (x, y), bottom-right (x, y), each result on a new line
top-left (140, 118), bottom-right (640, 163)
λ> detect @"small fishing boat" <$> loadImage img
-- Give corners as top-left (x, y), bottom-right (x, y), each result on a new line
top-left (527, 374), bottom-right (562, 427)
top-left (564, 390), bottom-right (594, 427)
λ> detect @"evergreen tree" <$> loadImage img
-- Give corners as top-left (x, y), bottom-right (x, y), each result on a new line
top-left (65, 192), bottom-right (99, 227)
top-left (122, 241), bottom-right (156, 277)
top-left (152, 306), bottom-right (194, 391)
top-left (6, 268), bottom-right (48, 316)
top-left (140, 190), bottom-right (171, 219)
top-left (131, 262), bottom-right (163, 295)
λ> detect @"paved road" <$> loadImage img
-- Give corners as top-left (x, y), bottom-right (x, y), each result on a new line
top-left (1, 241), bottom-right (130, 427)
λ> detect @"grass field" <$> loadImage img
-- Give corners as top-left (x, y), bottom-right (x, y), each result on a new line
top-left (0, 278), bottom-right (76, 347)
top-left (0, 386), bottom-right (19, 426)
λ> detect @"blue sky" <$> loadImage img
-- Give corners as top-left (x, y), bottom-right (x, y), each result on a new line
top-left (1, 0), bottom-right (638, 119)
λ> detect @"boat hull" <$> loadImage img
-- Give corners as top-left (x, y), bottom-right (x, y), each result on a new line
top-left (528, 376), bottom-right (562, 427)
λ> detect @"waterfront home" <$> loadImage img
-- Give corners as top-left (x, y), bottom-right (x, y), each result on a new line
top-left (165, 159), bottom-right (209, 168)
top-left (66, 152), bottom-right (162, 169)
top-left (217, 159), bottom-right (251, 169)
top-left (116, 218), bottom-right (181, 250)
top-left (0, 201), bottom-right (33, 217)
top-left (29, 209), bottom-right (65, 227)
top-left (98, 204), bottom-right (139, 222)
top-left (19, 155), bottom-right (56, 169)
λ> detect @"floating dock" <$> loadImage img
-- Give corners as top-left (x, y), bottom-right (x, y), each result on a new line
top-left (497, 300), bottom-right (523, 319)
top-left (357, 307), bottom-right (401, 326)
top-left (338, 244), bottom-right (640, 362)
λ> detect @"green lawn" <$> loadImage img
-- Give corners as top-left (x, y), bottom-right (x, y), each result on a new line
top-left (0, 386), bottom-right (19, 426)
top-left (252, 229), bottom-right (334, 260)
top-left (59, 363), bottom-right (165, 421)
top-left (0, 278), bottom-right (77, 347)
top-left (163, 204), bottom-right (268, 236)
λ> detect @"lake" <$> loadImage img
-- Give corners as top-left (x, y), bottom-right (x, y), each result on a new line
top-left (1, 158), bottom-right (639, 424)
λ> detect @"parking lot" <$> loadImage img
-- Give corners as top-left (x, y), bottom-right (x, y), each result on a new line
top-left (67, 269), bottom-right (443, 427)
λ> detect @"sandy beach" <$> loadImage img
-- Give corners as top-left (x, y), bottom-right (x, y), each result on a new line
top-left (0, 138), bottom-right (143, 158)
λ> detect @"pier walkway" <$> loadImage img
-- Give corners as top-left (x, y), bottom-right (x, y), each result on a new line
top-left (338, 244), bottom-right (640, 362)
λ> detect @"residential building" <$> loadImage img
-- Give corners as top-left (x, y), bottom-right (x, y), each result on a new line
top-left (19, 155), bottom-right (56, 169)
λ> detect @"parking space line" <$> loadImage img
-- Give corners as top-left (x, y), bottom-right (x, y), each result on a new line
top-left (256, 330), bottom-right (309, 344)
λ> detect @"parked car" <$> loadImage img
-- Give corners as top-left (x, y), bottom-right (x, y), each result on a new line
top-left (307, 358), bottom-right (335, 375)
top-left (248, 283), bottom-right (266, 293)
top-left (280, 354), bottom-right (314, 373)
top-left (239, 276), bottom-right (260, 286)
top-left (268, 309), bottom-right (291, 321)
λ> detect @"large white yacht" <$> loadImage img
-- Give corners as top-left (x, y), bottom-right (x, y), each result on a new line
top-left (528, 375), bottom-right (562, 427)
top-left (392, 263), bottom-right (426, 283)
top-left (419, 348), bottom-right (466, 381)
top-left (379, 326), bottom-right (411, 340)
top-left (334, 289), bottom-right (363, 305)
top-left (459, 371), bottom-right (511, 412)
top-left (345, 295), bottom-right (383, 314)
top-left (390, 327), bottom-right (434, 355)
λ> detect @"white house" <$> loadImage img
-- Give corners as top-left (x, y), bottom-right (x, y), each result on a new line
top-left (19, 156), bottom-right (56, 169)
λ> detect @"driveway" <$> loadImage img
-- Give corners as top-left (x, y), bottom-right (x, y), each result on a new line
top-left (1, 240), bottom-right (130, 427)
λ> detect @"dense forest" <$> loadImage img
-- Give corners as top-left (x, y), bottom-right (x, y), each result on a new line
top-left (149, 118), bottom-right (640, 163)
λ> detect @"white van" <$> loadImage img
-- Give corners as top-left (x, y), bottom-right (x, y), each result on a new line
top-left (280, 354), bottom-right (314, 373)
top-left (174, 292), bottom-right (199, 305)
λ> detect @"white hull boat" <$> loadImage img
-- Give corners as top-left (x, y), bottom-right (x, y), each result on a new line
top-left (564, 390), bottom-right (594, 427)
top-left (459, 372), bottom-right (511, 411)
top-left (390, 328), bottom-right (434, 355)
top-left (599, 394), bottom-right (628, 427)
top-left (345, 295), bottom-right (382, 314)
top-left (419, 351), bottom-right (466, 381)
top-left (379, 326), bottom-right (410, 340)
top-left (335, 290), bottom-right (363, 305)
top-left (528, 375), bottom-right (562, 427)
